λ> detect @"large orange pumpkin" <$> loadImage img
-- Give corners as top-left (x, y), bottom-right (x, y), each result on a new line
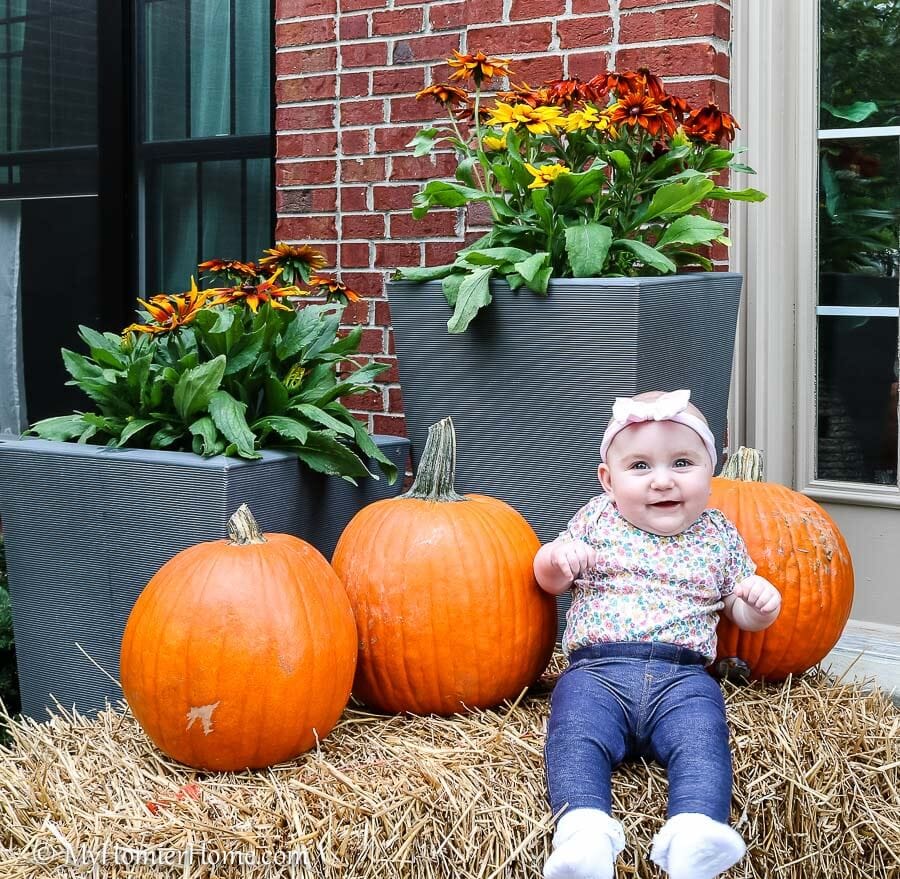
top-left (332, 417), bottom-right (557, 715)
top-left (708, 447), bottom-right (854, 680)
top-left (120, 505), bottom-right (357, 770)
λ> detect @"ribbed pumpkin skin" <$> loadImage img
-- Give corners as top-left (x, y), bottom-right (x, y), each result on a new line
top-left (708, 479), bottom-right (854, 681)
top-left (332, 493), bottom-right (557, 715)
top-left (120, 534), bottom-right (357, 770)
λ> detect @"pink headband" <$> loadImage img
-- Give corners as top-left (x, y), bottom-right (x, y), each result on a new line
top-left (599, 389), bottom-right (717, 468)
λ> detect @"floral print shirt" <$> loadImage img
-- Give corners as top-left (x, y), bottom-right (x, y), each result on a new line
top-left (560, 494), bottom-right (755, 663)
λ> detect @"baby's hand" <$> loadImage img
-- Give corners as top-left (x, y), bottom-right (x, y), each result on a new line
top-left (733, 575), bottom-right (781, 618)
top-left (548, 540), bottom-right (601, 584)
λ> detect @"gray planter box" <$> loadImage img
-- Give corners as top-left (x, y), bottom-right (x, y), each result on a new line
top-left (0, 436), bottom-right (409, 719)
top-left (388, 274), bottom-right (742, 635)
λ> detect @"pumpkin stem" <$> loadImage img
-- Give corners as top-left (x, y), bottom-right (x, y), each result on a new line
top-left (721, 446), bottom-right (765, 482)
top-left (227, 504), bottom-right (268, 545)
top-left (401, 417), bottom-right (466, 502)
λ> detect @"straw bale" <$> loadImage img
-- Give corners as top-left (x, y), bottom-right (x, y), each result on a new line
top-left (0, 659), bottom-right (897, 879)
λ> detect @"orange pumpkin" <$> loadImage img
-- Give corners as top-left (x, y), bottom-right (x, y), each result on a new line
top-left (120, 505), bottom-right (357, 770)
top-left (332, 417), bottom-right (557, 715)
top-left (709, 448), bottom-right (854, 680)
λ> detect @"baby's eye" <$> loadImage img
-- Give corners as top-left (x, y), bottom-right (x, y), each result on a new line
top-left (629, 461), bottom-right (649, 470)
top-left (673, 458), bottom-right (693, 468)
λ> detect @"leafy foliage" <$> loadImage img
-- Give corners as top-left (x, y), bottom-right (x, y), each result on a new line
top-left (396, 57), bottom-right (766, 332)
top-left (0, 535), bottom-right (21, 738)
top-left (27, 302), bottom-right (397, 485)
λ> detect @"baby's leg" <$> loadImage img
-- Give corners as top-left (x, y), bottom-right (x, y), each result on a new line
top-left (543, 665), bottom-right (630, 879)
top-left (644, 667), bottom-right (745, 879)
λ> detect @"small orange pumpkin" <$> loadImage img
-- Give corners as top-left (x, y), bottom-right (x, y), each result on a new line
top-left (708, 448), bottom-right (854, 680)
top-left (332, 417), bottom-right (557, 715)
top-left (120, 505), bottom-right (357, 770)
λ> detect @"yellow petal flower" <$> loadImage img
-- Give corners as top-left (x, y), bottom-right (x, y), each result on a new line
top-left (525, 163), bottom-right (571, 189)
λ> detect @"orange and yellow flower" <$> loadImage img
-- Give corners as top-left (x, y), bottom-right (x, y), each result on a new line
top-left (482, 133), bottom-right (508, 152)
top-left (525, 162), bottom-right (571, 189)
top-left (486, 102), bottom-right (564, 134)
top-left (416, 83), bottom-right (470, 106)
top-left (306, 275), bottom-right (362, 303)
top-left (208, 268), bottom-right (299, 313)
top-left (447, 50), bottom-right (511, 86)
top-left (544, 77), bottom-right (594, 108)
top-left (123, 278), bottom-right (212, 336)
top-left (260, 242), bottom-right (327, 272)
top-left (496, 83), bottom-right (551, 109)
top-left (197, 258), bottom-right (258, 280)
top-left (684, 103), bottom-right (740, 144)
top-left (607, 90), bottom-right (675, 137)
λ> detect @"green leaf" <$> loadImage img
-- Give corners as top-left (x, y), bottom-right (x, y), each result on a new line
top-left (491, 162), bottom-right (516, 191)
top-left (117, 418), bottom-right (157, 446)
top-left (412, 180), bottom-right (487, 219)
top-left (61, 349), bottom-right (104, 383)
top-left (530, 187), bottom-right (553, 227)
top-left (347, 417), bottom-right (398, 483)
top-left (613, 239), bottom-right (677, 273)
top-left (264, 376), bottom-right (290, 414)
top-left (455, 155), bottom-right (479, 187)
top-left (513, 252), bottom-right (551, 291)
top-left (821, 100), bottom-right (878, 123)
top-left (208, 390), bottom-right (260, 458)
top-left (447, 266), bottom-right (494, 334)
top-left (643, 178), bottom-right (715, 221)
top-left (707, 186), bottom-right (767, 202)
top-left (251, 415), bottom-right (309, 445)
top-left (655, 215), bottom-right (726, 249)
top-left (408, 127), bottom-right (439, 157)
top-left (442, 272), bottom-right (465, 307)
top-left (696, 148), bottom-right (734, 172)
top-left (223, 331), bottom-right (265, 376)
top-left (187, 417), bottom-right (220, 455)
top-left (551, 167), bottom-right (606, 204)
top-left (728, 162), bottom-right (757, 174)
top-left (607, 150), bottom-right (631, 173)
top-left (564, 224), bottom-right (613, 277)
top-left (393, 264), bottom-right (456, 283)
top-left (149, 424), bottom-right (184, 449)
top-left (173, 355), bottom-right (227, 421)
top-left (459, 246), bottom-right (532, 267)
top-left (78, 326), bottom-right (126, 369)
top-left (294, 432), bottom-right (371, 484)
top-left (291, 403), bottom-right (355, 437)
top-left (26, 414), bottom-right (89, 442)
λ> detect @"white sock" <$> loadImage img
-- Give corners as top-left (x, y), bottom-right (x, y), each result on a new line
top-left (543, 808), bottom-right (626, 879)
top-left (650, 813), bottom-right (746, 879)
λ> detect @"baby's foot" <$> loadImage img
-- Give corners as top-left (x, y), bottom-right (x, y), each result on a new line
top-left (650, 812), bottom-right (746, 879)
top-left (543, 808), bottom-right (625, 879)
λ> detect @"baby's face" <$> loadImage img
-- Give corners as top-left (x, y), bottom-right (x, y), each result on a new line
top-left (597, 420), bottom-right (712, 536)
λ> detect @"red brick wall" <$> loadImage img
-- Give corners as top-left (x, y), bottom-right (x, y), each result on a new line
top-left (274, 0), bottom-right (733, 433)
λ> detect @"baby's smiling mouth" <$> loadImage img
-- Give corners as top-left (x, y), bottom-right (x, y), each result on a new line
top-left (650, 500), bottom-right (681, 508)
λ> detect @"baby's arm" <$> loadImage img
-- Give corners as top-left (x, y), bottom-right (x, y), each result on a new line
top-left (534, 538), bottom-right (601, 596)
top-left (722, 574), bottom-right (782, 631)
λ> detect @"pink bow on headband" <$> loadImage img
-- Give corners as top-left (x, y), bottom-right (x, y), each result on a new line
top-left (600, 389), bottom-right (717, 467)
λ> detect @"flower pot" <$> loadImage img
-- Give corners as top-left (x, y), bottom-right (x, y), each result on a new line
top-left (0, 436), bottom-right (409, 718)
top-left (388, 274), bottom-right (742, 635)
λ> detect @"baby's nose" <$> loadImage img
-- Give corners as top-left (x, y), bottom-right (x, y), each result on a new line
top-left (650, 469), bottom-right (675, 488)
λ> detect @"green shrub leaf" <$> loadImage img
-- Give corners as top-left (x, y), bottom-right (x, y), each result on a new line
top-left (173, 355), bottom-right (227, 420)
top-left (208, 390), bottom-right (260, 458)
top-left (564, 224), bottom-right (613, 277)
top-left (447, 266), bottom-right (493, 334)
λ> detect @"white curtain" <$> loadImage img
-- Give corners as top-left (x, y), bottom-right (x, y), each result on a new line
top-left (0, 201), bottom-right (26, 436)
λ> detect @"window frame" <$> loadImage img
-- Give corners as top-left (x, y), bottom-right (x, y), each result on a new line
top-left (730, 0), bottom-right (900, 507)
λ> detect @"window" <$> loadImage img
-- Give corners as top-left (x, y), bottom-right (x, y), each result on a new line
top-left (816, 0), bottom-right (900, 486)
top-left (0, 0), bottom-right (273, 427)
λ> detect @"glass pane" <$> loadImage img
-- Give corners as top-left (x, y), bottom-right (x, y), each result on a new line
top-left (817, 315), bottom-right (899, 483)
top-left (235, 0), bottom-right (269, 135)
top-left (148, 162), bottom-right (198, 292)
top-left (145, 0), bottom-right (187, 141)
top-left (10, 2), bottom-right (97, 152)
top-left (820, 0), bottom-right (900, 130)
top-left (200, 159), bottom-right (242, 262)
top-left (16, 196), bottom-right (103, 423)
top-left (246, 158), bottom-right (272, 256)
top-left (819, 138), bottom-right (900, 283)
top-left (190, 0), bottom-right (231, 138)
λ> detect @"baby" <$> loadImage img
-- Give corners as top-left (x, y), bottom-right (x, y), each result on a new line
top-left (534, 389), bottom-right (781, 879)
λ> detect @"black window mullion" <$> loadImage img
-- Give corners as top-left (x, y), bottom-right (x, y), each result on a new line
top-left (184, 0), bottom-right (191, 140)
top-left (240, 158), bottom-right (247, 258)
top-left (196, 160), bottom-right (202, 276)
top-left (229, 0), bottom-right (236, 135)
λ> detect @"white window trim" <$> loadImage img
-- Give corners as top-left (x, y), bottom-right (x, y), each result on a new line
top-left (730, 0), bottom-right (900, 506)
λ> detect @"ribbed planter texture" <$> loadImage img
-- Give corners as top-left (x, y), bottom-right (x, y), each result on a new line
top-left (0, 436), bottom-right (409, 718)
top-left (388, 274), bottom-right (743, 635)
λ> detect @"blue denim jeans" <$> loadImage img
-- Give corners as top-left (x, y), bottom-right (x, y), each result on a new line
top-left (545, 641), bottom-right (733, 822)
